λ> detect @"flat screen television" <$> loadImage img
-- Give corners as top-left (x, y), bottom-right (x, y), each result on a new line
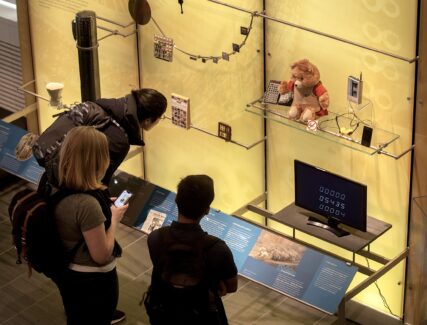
top-left (294, 160), bottom-right (367, 237)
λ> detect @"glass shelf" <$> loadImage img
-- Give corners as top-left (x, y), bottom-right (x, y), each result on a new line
top-left (246, 98), bottom-right (401, 156)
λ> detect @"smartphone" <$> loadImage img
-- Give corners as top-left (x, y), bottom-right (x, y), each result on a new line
top-left (114, 190), bottom-right (133, 207)
top-left (361, 126), bottom-right (373, 147)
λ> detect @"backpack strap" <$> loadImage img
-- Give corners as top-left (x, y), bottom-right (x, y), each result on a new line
top-left (157, 227), bottom-right (219, 251)
top-left (156, 227), bottom-right (220, 274)
top-left (48, 188), bottom-right (117, 261)
top-left (48, 189), bottom-right (87, 260)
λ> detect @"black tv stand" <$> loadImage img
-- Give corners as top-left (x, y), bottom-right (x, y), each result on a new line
top-left (306, 216), bottom-right (350, 237)
top-left (270, 203), bottom-right (392, 252)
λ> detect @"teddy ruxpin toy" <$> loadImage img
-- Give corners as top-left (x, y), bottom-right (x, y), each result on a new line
top-left (278, 59), bottom-right (329, 122)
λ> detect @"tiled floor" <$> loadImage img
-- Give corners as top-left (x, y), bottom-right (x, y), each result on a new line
top-left (0, 175), bottom-right (350, 324)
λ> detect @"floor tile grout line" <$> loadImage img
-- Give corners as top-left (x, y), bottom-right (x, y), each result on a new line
top-left (222, 277), bottom-right (253, 302)
top-left (0, 280), bottom-right (61, 324)
top-left (314, 312), bottom-right (335, 324)
top-left (117, 267), bottom-right (146, 282)
top-left (0, 246), bottom-right (15, 257)
top-left (250, 295), bottom-right (288, 325)
top-left (0, 268), bottom-right (34, 290)
top-left (120, 231), bottom-right (147, 250)
top-left (118, 265), bottom-right (153, 284)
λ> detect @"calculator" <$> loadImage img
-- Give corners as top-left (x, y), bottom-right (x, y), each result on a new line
top-left (263, 80), bottom-right (281, 104)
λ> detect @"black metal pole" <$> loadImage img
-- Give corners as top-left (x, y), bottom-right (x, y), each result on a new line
top-left (72, 11), bottom-right (101, 102)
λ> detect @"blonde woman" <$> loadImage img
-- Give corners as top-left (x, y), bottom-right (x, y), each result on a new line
top-left (53, 126), bottom-right (128, 325)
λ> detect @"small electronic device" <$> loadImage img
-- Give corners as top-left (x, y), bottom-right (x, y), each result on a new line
top-left (222, 52), bottom-right (229, 61)
top-left (263, 80), bottom-right (293, 106)
top-left (347, 74), bottom-right (363, 104)
top-left (218, 122), bottom-right (232, 141)
top-left (114, 190), bottom-right (133, 207)
top-left (294, 160), bottom-right (367, 236)
top-left (154, 35), bottom-right (174, 62)
top-left (361, 125), bottom-right (373, 147)
top-left (263, 80), bottom-right (281, 104)
top-left (278, 92), bottom-right (293, 106)
top-left (171, 93), bottom-right (190, 129)
top-left (240, 26), bottom-right (249, 35)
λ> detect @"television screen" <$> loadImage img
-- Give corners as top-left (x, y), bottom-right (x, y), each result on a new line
top-left (294, 160), bottom-right (367, 233)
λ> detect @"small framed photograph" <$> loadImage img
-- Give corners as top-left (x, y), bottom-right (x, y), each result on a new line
top-left (347, 76), bottom-right (363, 104)
top-left (153, 35), bottom-right (174, 62)
top-left (218, 122), bottom-right (232, 141)
top-left (240, 26), bottom-right (249, 35)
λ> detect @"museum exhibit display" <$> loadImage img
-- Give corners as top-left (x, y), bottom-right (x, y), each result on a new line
top-left (0, 0), bottom-right (426, 324)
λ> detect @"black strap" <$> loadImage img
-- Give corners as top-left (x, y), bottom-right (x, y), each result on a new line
top-left (67, 237), bottom-right (85, 261)
top-left (36, 172), bottom-right (52, 197)
top-left (49, 188), bottom-right (116, 259)
top-left (156, 227), bottom-right (220, 273)
top-left (158, 227), bottom-right (219, 252)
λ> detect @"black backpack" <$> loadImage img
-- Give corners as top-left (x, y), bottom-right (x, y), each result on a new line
top-left (32, 101), bottom-right (120, 187)
top-left (8, 188), bottom-right (97, 278)
top-left (144, 228), bottom-right (222, 325)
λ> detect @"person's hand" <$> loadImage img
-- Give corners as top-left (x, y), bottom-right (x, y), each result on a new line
top-left (218, 280), bottom-right (227, 297)
top-left (110, 197), bottom-right (129, 224)
top-left (278, 80), bottom-right (288, 94)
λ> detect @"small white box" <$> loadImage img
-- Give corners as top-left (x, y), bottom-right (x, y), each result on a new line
top-left (347, 76), bottom-right (363, 104)
top-left (171, 93), bottom-right (190, 129)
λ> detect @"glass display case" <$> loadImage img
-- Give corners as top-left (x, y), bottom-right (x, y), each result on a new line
top-left (246, 98), bottom-right (414, 158)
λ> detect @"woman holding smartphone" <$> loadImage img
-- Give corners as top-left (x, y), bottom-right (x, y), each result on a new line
top-left (53, 126), bottom-right (128, 325)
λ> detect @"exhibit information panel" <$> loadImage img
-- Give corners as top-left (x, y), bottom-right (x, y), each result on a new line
top-left (0, 120), bottom-right (44, 184)
top-left (110, 171), bottom-right (358, 314)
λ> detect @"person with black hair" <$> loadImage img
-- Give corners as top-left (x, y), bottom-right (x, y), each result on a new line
top-left (146, 175), bottom-right (238, 325)
top-left (93, 88), bottom-right (167, 184)
top-left (33, 88), bottom-right (167, 188)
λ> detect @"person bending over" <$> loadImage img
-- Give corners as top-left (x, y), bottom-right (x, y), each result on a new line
top-left (33, 88), bottom-right (167, 188)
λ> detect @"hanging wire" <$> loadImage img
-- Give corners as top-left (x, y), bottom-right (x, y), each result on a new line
top-left (150, 12), bottom-right (256, 63)
top-left (318, 100), bottom-right (373, 136)
top-left (365, 257), bottom-right (400, 318)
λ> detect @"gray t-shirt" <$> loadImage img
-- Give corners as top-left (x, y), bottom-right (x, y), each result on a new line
top-left (55, 193), bottom-right (114, 266)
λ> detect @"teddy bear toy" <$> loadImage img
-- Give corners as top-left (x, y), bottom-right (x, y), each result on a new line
top-left (278, 59), bottom-right (329, 122)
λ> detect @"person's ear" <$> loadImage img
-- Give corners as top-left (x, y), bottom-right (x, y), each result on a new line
top-left (141, 118), bottom-right (160, 131)
top-left (140, 119), bottom-right (151, 130)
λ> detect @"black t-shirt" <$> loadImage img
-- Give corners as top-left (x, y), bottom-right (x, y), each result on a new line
top-left (148, 221), bottom-right (238, 289)
top-left (147, 221), bottom-right (237, 324)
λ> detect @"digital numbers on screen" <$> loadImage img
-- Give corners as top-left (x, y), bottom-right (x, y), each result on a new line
top-left (318, 186), bottom-right (345, 217)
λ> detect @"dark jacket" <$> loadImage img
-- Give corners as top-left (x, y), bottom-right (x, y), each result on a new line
top-left (33, 94), bottom-right (145, 188)
top-left (95, 94), bottom-right (145, 184)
